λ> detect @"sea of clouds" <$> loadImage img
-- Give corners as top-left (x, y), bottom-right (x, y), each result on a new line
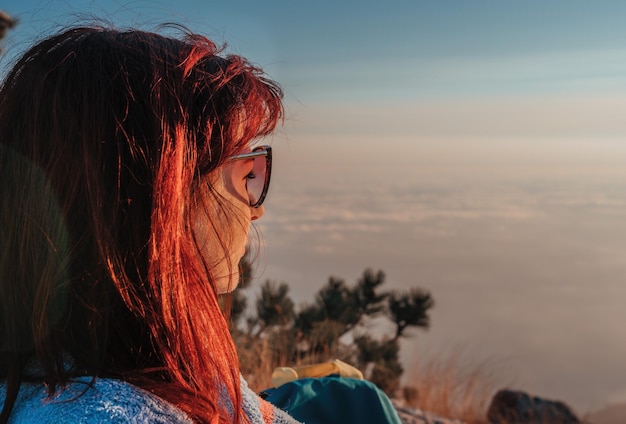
top-left (247, 138), bottom-right (626, 413)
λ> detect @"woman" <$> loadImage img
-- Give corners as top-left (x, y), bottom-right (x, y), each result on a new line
top-left (0, 25), bottom-right (297, 423)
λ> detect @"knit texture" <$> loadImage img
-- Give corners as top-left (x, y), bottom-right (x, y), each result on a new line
top-left (0, 377), bottom-right (192, 423)
top-left (0, 376), bottom-right (300, 423)
top-left (240, 377), bottom-right (300, 424)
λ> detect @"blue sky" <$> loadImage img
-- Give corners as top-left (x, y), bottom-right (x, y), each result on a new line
top-left (4, 0), bottom-right (626, 413)
top-left (6, 1), bottom-right (626, 104)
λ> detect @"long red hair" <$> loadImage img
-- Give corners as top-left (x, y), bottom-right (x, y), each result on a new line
top-left (0, 26), bottom-right (282, 422)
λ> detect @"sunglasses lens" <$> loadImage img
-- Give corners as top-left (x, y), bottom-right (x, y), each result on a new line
top-left (247, 155), bottom-right (266, 205)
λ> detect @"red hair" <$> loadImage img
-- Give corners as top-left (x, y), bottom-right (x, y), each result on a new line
top-left (0, 26), bottom-right (282, 422)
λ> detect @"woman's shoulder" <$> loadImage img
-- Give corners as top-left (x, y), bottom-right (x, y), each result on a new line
top-left (0, 377), bottom-right (192, 423)
top-left (239, 376), bottom-right (301, 424)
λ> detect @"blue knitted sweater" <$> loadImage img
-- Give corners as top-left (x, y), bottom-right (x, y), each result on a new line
top-left (0, 375), bottom-right (299, 423)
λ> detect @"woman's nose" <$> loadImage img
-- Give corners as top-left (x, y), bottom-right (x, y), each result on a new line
top-left (250, 204), bottom-right (264, 221)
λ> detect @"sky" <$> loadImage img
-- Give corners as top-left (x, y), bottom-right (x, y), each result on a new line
top-left (3, 0), bottom-right (626, 415)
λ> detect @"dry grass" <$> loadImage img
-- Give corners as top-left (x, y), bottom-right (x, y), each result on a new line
top-left (402, 349), bottom-right (500, 424)
top-left (235, 334), bottom-right (280, 391)
top-left (236, 333), bottom-right (352, 392)
top-left (237, 335), bottom-right (500, 423)
top-left (236, 332), bottom-right (582, 424)
top-left (235, 323), bottom-right (356, 392)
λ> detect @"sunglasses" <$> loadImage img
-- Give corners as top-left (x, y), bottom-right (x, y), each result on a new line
top-left (229, 145), bottom-right (272, 208)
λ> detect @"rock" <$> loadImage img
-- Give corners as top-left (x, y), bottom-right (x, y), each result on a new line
top-left (487, 389), bottom-right (581, 423)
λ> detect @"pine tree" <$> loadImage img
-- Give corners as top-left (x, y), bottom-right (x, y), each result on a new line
top-left (255, 280), bottom-right (295, 331)
top-left (232, 266), bottom-right (435, 397)
top-left (388, 288), bottom-right (434, 341)
top-left (0, 11), bottom-right (17, 54)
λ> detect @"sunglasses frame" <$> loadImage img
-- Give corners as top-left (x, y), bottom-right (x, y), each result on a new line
top-left (229, 145), bottom-right (272, 208)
